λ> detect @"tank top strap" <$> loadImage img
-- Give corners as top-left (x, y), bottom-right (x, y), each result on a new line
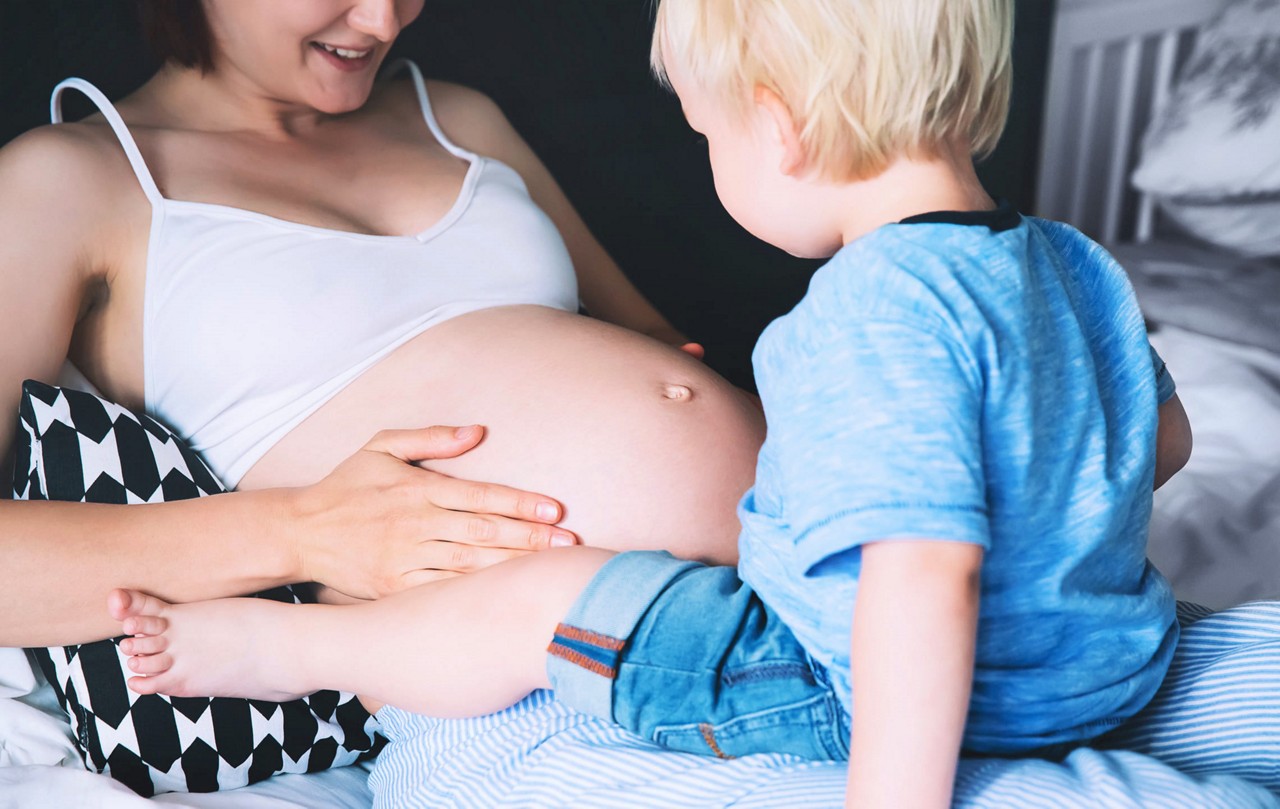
top-left (383, 59), bottom-right (476, 161)
top-left (50, 78), bottom-right (164, 206)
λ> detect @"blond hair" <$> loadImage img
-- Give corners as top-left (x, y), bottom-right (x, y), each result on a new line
top-left (651, 0), bottom-right (1013, 181)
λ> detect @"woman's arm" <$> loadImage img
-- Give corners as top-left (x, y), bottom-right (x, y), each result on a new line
top-left (425, 82), bottom-right (694, 348)
top-left (1, 425), bottom-right (574, 646)
top-left (0, 130), bottom-right (89, 477)
top-left (0, 131), bottom-right (574, 647)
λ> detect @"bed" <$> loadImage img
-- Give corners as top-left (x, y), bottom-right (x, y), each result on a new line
top-left (1038, 0), bottom-right (1280, 610)
top-left (3, 0), bottom-right (1279, 806)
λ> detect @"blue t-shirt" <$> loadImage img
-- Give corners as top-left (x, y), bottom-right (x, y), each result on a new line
top-left (737, 205), bottom-right (1178, 754)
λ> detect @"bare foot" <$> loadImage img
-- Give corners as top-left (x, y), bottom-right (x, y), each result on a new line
top-left (107, 589), bottom-right (312, 702)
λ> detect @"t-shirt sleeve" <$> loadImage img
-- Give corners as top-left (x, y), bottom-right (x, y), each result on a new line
top-left (769, 318), bottom-right (991, 575)
top-left (1150, 342), bottom-right (1177, 405)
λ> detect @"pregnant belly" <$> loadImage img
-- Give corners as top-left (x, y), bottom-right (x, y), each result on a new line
top-left (239, 306), bottom-right (766, 564)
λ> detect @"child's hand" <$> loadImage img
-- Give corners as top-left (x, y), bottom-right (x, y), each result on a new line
top-left (679, 342), bottom-right (706, 360)
top-left (639, 324), bottom-right (704, 360)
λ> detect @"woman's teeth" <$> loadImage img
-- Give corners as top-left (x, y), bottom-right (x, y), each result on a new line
top-left (318, 43), bottom-right (371, 60)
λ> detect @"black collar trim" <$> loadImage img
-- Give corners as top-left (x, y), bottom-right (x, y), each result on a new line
top-left (898, 198), bottom-right (1021, 232)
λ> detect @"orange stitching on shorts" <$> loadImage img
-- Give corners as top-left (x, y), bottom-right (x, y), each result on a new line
top-left (547, 642), bottom-right (617, 679)
top-left (699, 723), bottom-right (734, 759)
top-left (553, 623), bottom-right (626, 651)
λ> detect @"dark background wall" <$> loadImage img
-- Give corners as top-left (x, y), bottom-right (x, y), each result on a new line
top-left (0, 1), bottom-right (1056, 390)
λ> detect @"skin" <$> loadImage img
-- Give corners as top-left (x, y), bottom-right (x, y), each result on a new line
top-left (102, 56), bottom-right (992, 809)
top-left (682, 60), bottom-right (1190, 809)
top-left (0, 0), bottom-right (759, 647)
top-left (110, 33), bottom-right (1195, 809)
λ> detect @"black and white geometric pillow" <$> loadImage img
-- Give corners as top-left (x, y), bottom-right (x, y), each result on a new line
top-left (14, 380), bottom-right (381, 796)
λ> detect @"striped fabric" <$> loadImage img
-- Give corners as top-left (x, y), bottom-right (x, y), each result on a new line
top-left (1103, 601), bottom-right (1280, 792)
top-left (370, 602), bottom-right (1280, 807)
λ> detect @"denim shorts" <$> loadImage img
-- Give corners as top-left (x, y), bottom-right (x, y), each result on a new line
top-left (545, 551), bottom-right (851, 761)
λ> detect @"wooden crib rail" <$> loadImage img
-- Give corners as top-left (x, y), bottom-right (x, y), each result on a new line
top-left (1036, 0), bottom-right (1224, 243)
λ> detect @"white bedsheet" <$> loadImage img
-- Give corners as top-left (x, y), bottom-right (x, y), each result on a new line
top-left (0, 764), bottom-right (372, 809)
top-left (1114, 240), bottom-right (1280, 609)
top-left (1147, 325), bottom-right (1280, 608)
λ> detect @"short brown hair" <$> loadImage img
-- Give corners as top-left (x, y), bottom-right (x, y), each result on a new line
top-left (136, 1), bottom-right (215, 72)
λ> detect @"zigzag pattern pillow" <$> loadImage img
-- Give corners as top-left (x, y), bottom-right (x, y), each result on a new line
top-left (13, 380), bottom-right (381, 796)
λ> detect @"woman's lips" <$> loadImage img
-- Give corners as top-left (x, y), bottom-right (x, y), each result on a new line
top-left (311, 42), bottom-right (375, 72)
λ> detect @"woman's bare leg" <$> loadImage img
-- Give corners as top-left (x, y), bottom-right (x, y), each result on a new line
top-left (109, 546), bottom-right (614, 717)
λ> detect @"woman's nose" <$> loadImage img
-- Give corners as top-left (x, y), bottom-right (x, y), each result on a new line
top-left (347, 0), bottom-right (401, 42)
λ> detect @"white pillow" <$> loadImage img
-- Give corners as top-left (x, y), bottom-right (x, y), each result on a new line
top-left (1158, 196), bottom-right (1280, 258)
top-left (1132, 0), bottom-right (1280, 255)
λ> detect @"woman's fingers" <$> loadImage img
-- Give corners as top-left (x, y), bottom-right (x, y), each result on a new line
top-left (364, 425), bottom-right (485, 463)
top-left (398, 569), bottom-right (462, 590)
top-left (412, 540), bottom-right (532, 574)
top-left (425, 477), bottom-right (575, 540)
top-left (313, 585), bottom-right (370, 606)
top-left (455, 511), bottom-right (566, 548)
top-left (369, 425), bottom-right (573, 528)
top-left (292, 423), bottom-right (578, 599)
top-left (391, 550), bottom-right (537, 592)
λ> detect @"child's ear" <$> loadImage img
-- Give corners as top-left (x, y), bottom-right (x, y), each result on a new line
top-left (754, 86), bottom-right (806, 176)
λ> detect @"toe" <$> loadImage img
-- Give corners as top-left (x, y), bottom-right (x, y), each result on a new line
top-left (127, 674), bottom-right (171, 696)
top-left (122, 614), bottom-right (168, 637)
top-left (109, 589), bottom-right (172, 622)
top-left (121, 635), bottom-right (168, 656)
top-left (106, 589), bottom-right (133, 620)
top-left (127, 652), bottom-right (173, 676)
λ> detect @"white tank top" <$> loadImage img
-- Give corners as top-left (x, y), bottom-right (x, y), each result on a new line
top-left (51, 62), bottom-right (580, 487)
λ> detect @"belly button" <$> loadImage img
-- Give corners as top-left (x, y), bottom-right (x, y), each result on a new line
top-left (662, 383), bottom-right (693, 402)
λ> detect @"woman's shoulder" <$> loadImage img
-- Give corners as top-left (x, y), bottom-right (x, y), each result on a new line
top-left (0, 120), bottom-right (144, 212)
top-left (418, 79), bottom-right (504, 119)
top-left (377, 73), bottom-right (518, 157)
top-left (0, 121), bottom-right (149, 291)
top-left (427, 80), bottom-right (516, 152)
top-left (376, 70), bottom-right (503, 118)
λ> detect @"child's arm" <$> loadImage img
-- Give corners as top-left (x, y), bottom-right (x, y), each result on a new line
top-left (845, 540), bottom-right (983, 809)
top-left (1154, 393), bottom-right (1191, 490)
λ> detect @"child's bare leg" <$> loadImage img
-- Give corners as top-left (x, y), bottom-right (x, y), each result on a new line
top-left (109, 546), bottom-right (614, 717)
top-left (310, 583), bottom-right (385, 713)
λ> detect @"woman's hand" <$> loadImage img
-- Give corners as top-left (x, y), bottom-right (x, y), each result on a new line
top-left (285, 425), bottom-right (578, 600)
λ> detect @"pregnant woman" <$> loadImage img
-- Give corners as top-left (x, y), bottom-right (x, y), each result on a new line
top-left (0, 0), bottom-right (763, 653)
top-left (1, 2), bottom-right (1272, 807)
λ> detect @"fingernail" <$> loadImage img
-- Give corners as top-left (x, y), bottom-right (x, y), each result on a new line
top-left (455, 425), bottom-right (478, 440)
top-left (551, 532), bottom-right (575, 548)
top-left (536, 502), bottom-right (559, 521)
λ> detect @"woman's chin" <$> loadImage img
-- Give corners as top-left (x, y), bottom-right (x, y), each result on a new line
top-left (308, 87), bottom-right (377, 116)
top-left (301, 61), bottom-right (383, 114)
